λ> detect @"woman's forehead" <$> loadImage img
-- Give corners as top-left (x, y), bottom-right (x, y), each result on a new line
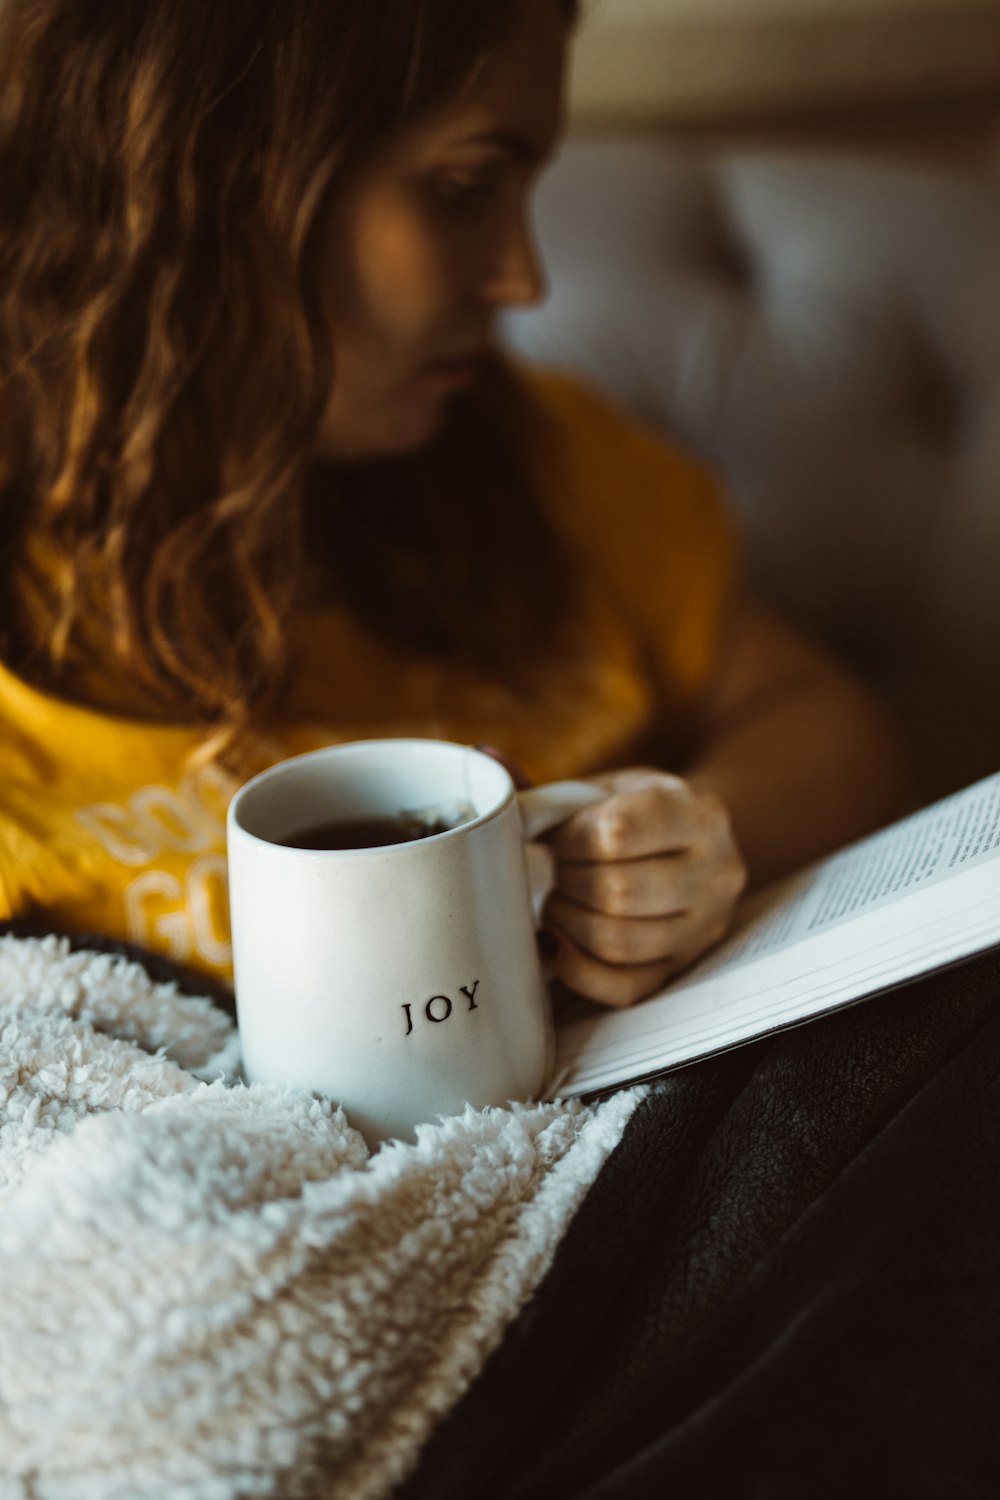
top-left (397, 2), bottom-right (569, 162)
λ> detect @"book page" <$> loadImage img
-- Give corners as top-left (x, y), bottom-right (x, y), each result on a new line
top-left (552, 771), bottom-right (1000, 1097)
top-left (672, 771), bottom-right (1000, 983)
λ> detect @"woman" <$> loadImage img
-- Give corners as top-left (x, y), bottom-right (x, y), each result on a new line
top-left (0, 0), bottom-right (903, 1006)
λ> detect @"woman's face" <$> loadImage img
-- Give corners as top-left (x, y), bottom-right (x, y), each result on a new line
top-left (316, 1), bottom-right (569, 461)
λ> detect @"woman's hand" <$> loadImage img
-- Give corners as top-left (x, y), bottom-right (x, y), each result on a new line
top-left (542, 768), bottom-right (747, 1007)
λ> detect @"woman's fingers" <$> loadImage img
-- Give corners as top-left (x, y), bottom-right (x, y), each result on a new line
top-left (539, 767), bottom-right (747, 1007)
top-left (545, 888), bottom-right (691, 966)
top-left (553, 851), bottom-right (701, 918)
top-left (543, 929), bottom-right (690, 1009)
top-left (546, 770), bottom-right (702, 862)
top-left (545, 877), bottom-right (734, 967)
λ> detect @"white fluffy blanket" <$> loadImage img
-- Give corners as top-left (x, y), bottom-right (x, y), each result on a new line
top-left (0, 935), bottom-right (641, 1500)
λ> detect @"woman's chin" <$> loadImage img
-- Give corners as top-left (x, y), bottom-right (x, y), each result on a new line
top-left (317, 393), bottom-right (451, 462)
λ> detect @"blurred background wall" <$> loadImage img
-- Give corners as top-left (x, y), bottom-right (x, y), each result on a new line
top-left (507, 0), bottom-right (1000, 797)
top-left (567, 0), bottom-right (1000, 169)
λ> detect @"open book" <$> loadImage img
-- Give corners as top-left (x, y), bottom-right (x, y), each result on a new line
top-left (549, 769), bottom-right (1000, 1099)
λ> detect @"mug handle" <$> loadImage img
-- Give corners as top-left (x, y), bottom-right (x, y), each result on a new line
top-left (517, 780), bottom-right (606, 923)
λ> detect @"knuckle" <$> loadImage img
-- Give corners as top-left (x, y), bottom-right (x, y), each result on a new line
top-left (593, 805), bottom-right (634, 858)
top-left (662, 770), bottom-right (692, 800)
top-left (606, 922), bottom-right (637, 967)
top-left (597, 863), bottom-right (634, 916)
top-left (648, 777), bottom-right (676, 812)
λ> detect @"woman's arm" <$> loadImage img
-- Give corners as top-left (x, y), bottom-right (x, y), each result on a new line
top-left (686, 600), bottom-right (909, 888)
top-left (543, 600), bottom-right (910, 1006)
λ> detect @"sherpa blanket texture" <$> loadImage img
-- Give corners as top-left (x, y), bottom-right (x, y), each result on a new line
top-left (0, 934), bottom-right (641, 1500)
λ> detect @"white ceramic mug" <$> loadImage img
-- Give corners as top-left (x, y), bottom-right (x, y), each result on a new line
top-left (227, 738), bottom-right (601, 1143)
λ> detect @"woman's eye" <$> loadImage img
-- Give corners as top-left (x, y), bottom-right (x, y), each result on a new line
top-left (428, 174), bottom-right (501, 212)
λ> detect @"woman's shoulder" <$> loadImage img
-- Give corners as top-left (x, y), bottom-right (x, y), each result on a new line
top-left (516, 363), bottom-right (695, 458)
top-left (513, 362), bottom-right (726, 531)
top-left (512, 361), bottom-right (734, 566)
top-left (510, 362), bottom-right (740, 705)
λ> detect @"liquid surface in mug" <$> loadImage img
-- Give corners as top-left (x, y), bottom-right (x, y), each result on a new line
top-left (277, 813), bottom-right (453, 850)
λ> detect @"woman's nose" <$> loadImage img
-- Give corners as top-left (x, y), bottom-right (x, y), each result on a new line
top-left (480, 213), bottom-right (546, 309)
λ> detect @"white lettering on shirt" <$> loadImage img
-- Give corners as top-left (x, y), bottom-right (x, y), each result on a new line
top-left (76, 764), bottom-right (237, 970)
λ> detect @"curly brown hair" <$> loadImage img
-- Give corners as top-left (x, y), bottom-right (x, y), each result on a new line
top-left (0, 0), bottom-right (577, 750)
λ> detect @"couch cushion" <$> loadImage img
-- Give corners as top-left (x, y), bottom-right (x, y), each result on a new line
top-left (504, 140), bottom-right (1000, 795)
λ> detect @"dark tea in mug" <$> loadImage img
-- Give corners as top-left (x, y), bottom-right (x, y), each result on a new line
top-left (278, 813), bottom-right (453, 850)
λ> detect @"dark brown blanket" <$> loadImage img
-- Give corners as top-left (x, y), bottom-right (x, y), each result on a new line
top-left (400, 951), bottom-right (1000, 1499)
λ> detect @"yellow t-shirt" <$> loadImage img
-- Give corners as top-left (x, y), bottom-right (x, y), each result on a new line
top-left (0, 370), bottom-right (737, 980)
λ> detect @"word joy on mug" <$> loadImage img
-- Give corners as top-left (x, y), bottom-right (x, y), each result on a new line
top-left (402, 979), bottom-right (480, 1036)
